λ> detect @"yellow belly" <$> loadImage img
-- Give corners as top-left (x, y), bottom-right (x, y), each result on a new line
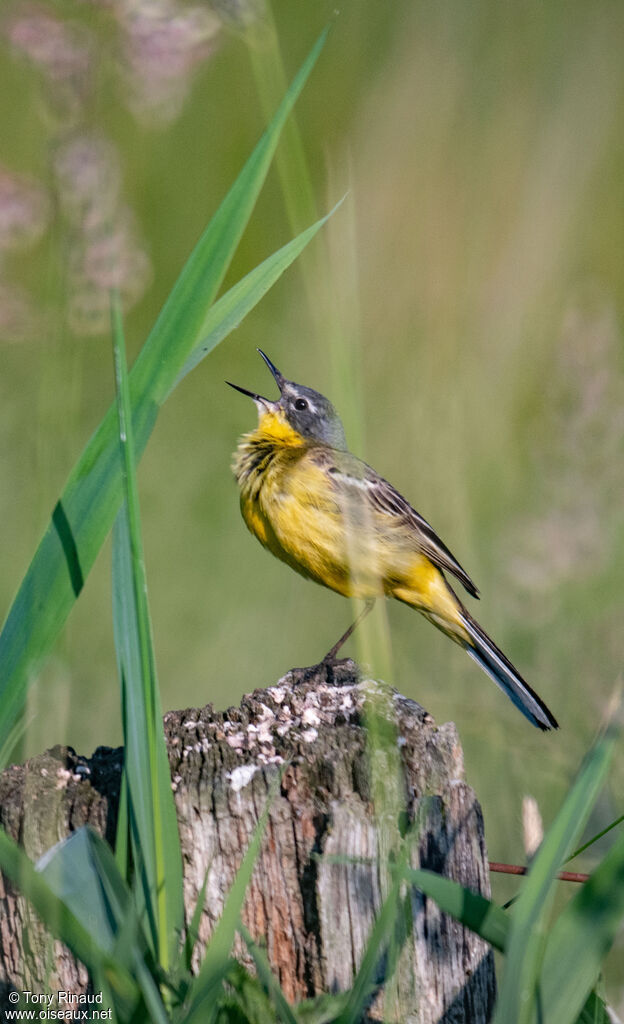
top-left (241, 452), bottom-right (423, 598)
top-left (241, 485), bottom-right (357, 595)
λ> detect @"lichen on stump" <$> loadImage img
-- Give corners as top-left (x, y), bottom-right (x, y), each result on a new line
top-left (0, 660), bottom-right (496, 1022)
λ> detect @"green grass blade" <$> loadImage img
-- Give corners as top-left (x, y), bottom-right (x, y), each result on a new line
top-left (112, 515), bottom-right (158, 944)
top-left (0, 29), bottom-right (328, 751)
top-left (567, 813), bottom-right (624, 863)
top-left (37, 824), bottom-right (169, 1024)
top-left (0, 715), bottom-right (29, 772)
top-left (404, 867), bottom-right (509, 953)
top-left (539, 829), bottom-right (624, 1024)
top-left (493, 731), bottom-right (616, 1024)
top-left (111, 293), bottom-right (184, 971)
top-left (115, 768), bottom-right (130, 880)
top-left (239, 923), bottom-right (302, 1024)
top-left (294, 993), bottom-right (350, 1024)
top-left (174, 197), bottom-right (344, 390)
top-left (219, 962), bottom-right (284, 1023)
top-left (0, 827), bottom-right (138, 1014)
top-left (37, 827), bottom-right (132, 954)
top-left (180, 863), bottom-right (212, 975)
top-left (334, 867), bottom-right (405, 1024)
top-left (314, 858), bottom-right (507, 1011)
top-left (182, 771), bottom-right (280, 1024)
top-left (575, 990), bottom-right (611, 1024)
top-left (79, 831), bottom-right (170, 1024)
top-left (130, 25), bottom-right (328, 410)
top-left (130, 956), bottom-right (171, 1024)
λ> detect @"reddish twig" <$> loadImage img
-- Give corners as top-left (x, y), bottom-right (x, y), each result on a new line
top-left (489, 861), bottom-right (589, 883)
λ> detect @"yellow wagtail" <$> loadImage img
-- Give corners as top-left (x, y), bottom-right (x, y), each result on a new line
top-left (228, 350), bottom-right (558, 731)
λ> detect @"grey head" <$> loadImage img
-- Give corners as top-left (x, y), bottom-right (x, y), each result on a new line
top-left (227, 350), bottom-right (348, 451)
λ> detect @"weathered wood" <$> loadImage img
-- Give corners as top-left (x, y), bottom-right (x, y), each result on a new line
top-left (0, 661), bottom-right (496, 1021)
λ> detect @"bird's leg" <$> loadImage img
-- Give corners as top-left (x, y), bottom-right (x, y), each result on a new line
top-left (322, 599), bottom-right (375, 662)
top-left (289, 600), bottom-right (375, 688)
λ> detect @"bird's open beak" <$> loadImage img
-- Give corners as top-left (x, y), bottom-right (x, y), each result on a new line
top-left (225, 380), bottom-right (268, 402)
top-left (256, 348), bottom-right (285, 389)
top-left (225, 349), bottom-right (285, 410)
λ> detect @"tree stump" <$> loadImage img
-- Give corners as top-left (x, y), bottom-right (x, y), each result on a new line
top-left (0, 661), bottom-right (496, 1022)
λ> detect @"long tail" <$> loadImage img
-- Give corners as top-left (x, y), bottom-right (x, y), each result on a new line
top-left (461, 612), bottom-right (558, 731)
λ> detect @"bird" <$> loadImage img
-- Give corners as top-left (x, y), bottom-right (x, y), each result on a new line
top-left (228, 350), bottom-right (558, 731)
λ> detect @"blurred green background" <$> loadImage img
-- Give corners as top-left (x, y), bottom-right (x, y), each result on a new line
top-left (2, 0), bottom-right (624, 1006)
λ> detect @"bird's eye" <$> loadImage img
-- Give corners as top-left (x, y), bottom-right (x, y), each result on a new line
top-left (294, 398), bottom-right (308, 411)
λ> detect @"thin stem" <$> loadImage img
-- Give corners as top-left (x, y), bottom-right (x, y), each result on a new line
top-left (567, 813), bottom-right (624, 863)
top-left (489, 861), bottom-right (589, 884)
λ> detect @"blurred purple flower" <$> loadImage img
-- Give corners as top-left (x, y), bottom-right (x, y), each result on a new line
top-left (0, 167), bottom-right (49, 341)
top-left (0, 166), bottom-right (49, 251)
top-left (53, 136), bottom-right (121, 228)
top-left (52, 134), bottom-right (151, 335)
top-left (2, 0), bottom-right (223, 337)
top-left (6, 5), bottom-right (91, 83)
top-left (116, 0), bottom-right (220, 123)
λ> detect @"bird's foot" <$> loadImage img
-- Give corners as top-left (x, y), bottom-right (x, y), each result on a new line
top-left (288, 656), bottom-right (359, 688)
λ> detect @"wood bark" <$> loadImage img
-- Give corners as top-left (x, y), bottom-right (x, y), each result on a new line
top-left (0, 661), bottom-right (496, 1022)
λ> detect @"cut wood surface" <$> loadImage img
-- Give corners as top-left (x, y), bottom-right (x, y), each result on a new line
top-left (0, 660), bottom-right (496, 1022)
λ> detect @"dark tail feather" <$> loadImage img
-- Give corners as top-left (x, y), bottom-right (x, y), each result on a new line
top-left (461, 613), bottom-right (558, 731)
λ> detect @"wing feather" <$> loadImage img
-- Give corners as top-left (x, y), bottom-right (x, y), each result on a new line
top-left (311, 447), bottom-right (479, 599)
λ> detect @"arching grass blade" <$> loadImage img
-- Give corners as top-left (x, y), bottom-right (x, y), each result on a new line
top-left (0, 28), bottom-right (329, 752)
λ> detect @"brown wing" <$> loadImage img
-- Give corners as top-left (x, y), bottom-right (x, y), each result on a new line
top-left (311, 447), bottom-right (479, 599)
